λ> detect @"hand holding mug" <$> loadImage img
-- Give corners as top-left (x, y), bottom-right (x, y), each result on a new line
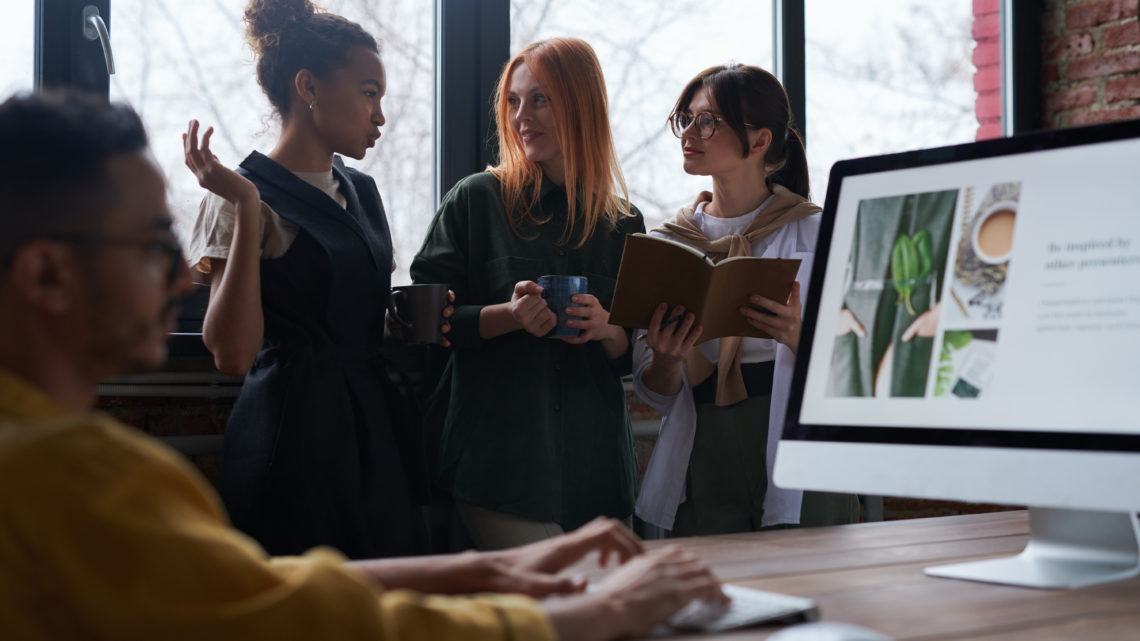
top-left (538, 275), bottom-right (588, 338)
top-left (511, 280), bottom-right (557, 338)
top-left (561, 293), bottom-right (615, 344)
top-left (388, 283), bottom-right (451, 345)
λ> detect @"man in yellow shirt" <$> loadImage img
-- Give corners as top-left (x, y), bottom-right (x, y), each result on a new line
top-left (0, 91), bottom-right (725, 640)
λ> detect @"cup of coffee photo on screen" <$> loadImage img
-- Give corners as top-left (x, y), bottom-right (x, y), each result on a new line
top-left (971, 201), bottom-right (1017, 265)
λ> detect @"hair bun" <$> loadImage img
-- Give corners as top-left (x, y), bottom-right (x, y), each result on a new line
top-left (244, 0), bottom-right (317, 55)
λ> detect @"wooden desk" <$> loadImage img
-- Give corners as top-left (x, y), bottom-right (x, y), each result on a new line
top-left (625, 512), bottom-right (1140, 640)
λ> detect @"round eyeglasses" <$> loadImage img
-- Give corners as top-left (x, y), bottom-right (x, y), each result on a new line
top-left (668, 111), bottom-right (761, 141)
top-left (668, 111), bottom-right (723, 140)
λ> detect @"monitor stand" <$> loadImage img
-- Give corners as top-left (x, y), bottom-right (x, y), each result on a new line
top-left (924, 508), bottom-right (1140, 589)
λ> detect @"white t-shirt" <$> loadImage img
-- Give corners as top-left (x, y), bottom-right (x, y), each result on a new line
top-left (683, 198), bottom-right (778, 365)
top-left (187, 169), bottom-right (347, 273)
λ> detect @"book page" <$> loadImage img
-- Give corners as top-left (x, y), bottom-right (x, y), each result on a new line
top-left (702, 258), bottom-right (801, 341)
top-left (610, 234), bottom-right (715, 330)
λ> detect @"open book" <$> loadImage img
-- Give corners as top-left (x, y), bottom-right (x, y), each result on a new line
top-left (609, 233), bottom-right (801, 343)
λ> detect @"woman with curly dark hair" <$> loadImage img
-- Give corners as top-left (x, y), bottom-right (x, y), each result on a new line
top-left (184, 0), bottom-right (437, 559)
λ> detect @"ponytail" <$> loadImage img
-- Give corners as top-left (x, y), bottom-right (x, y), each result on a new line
top-left (767, 124), bottom-right (810, 200)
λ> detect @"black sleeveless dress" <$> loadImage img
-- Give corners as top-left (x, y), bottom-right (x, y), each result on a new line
top-left (220, 151), bottom-right (424, 559)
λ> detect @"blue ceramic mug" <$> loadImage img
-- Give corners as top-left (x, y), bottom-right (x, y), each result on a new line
top-left (538, 275), bottom-right (588, 338)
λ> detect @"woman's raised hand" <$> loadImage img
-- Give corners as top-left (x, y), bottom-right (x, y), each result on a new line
top-left (183, 120), bottom-right (258, 208)
top-left (741, 280), bottom-right (803, 354)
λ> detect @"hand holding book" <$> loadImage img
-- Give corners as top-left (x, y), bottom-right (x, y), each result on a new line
top-left (611, 234), bottom-right (801, 344)
top-left (738, 280), bottom-right (803, 352)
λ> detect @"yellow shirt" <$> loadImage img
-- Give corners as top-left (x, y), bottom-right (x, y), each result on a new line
top-left (0, 370), bottom-right (555, 641)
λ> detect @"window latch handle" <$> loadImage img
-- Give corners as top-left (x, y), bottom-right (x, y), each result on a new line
top-left (82, 5), bottom-right (116, 76)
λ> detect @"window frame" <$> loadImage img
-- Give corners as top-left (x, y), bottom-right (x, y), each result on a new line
top-left (436, 0), bottom-right (509, 202)
top-left (775, 0), bottom-right (807, 145)
top-left (1005, 0), bottom-right (1044, 135)
top-left (34, 0), bottom-right (1045, 202)
top-left (30, 0), bottom-right (1044, 315)
top-left (36, 0), bottom-right (111, 95)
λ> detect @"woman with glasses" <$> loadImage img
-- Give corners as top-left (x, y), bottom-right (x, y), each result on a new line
top-left (182, 0), bottom-right (441, 559)
top-left (633, 63), bottom-right (860, 537)
top-left (410, 38), bottom-right (644, 549)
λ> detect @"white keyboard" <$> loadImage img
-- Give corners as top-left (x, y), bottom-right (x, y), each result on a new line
top-left (665, 583), bottom-right (819, 633)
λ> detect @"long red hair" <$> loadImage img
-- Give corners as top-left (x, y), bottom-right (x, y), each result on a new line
top-left (489, 37), bottom-right (632, 247)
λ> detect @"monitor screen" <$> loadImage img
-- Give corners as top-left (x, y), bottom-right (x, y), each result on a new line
top-left (774, 120), bottom-right (1140, 588)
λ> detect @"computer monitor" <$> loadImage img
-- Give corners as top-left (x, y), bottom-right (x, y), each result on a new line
top-left (775, 119), bottom-right (1140, 589)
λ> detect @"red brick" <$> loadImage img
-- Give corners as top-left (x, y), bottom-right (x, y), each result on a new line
top-left (973, 12), bottom-right (1001, 39)
top-left (1105, 21), bottom-right (1140, 49)
top-left (973, 41), bottom-right (1002, 66)
top-left (1127, 0), bottom-right (1139, 18)
top-left (1046, 84), bottom-right (1099, 111)
top-left (1070, 105), bottom-right (1140, 125)
top-left (1043, 8), bottom-right (1066, 37)
top-left (974, 64), bottom-right (1003, 91)
top-left (973, 0), bottom-right (1000, 16)
top-left (1046, 32), bottom-right (1095, 61)
top-left (1106, 75), bottom-right (1140, 101)
top-left (1065, 0), bottom-right (1129, 29)
top-left (976, 123), bottom-right (1003, 140)
top-left (1067, 51), bottom-right (1140, 80)
top-left (976, 92), bottom-right (1004, 120)
top-left (1044, 61), bottom-right (1061, 85)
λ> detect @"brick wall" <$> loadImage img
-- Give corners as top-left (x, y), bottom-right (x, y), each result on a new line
top-left (974, 0), bottom-right (1140, 136)
top-left (974, 0), bottom-right (1004, 139)
top-left (98, 394), bottom-right (229, 485)
top-left (1043, 0), bottom-right (1140, 126)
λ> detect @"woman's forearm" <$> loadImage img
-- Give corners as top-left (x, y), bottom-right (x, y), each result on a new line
top-left (599, 324), bottom-right (629, 360)
top-left (640, 356), bottom-right (684, 397)
top-left (201, 196), bottom-right (264, 375)
top-left (478, 302), bottom-right (522, 340)
top-left (346, 552), bottom-right (512, 595)
top-left (542, 594), bottom-right (625, 641)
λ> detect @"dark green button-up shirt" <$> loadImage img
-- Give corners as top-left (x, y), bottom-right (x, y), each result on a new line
top-left (410, 172), bottom-right (645, 528)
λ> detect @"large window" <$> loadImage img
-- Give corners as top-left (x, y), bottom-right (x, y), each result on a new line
top-left (25, 1), bottom-right (1033, 281)
top-left (107, 0), bottom-right (435, 285)
top-left (2, 3), bottom-right (35, 96)
top-left (511, 0), bottom-right (774, 230)
top-left (805, 0), bottom-right (979, 202)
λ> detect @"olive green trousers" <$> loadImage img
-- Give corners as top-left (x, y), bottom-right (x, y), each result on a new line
top-left (668, 394), bottom-right (861, 537)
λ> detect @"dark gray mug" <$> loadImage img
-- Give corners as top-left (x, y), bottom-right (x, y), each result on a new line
top-left (389, 283), bottom-right (449, 344)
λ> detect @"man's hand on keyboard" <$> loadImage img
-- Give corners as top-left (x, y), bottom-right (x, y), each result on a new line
top-left (587, 546), bottom-right (729, 638)
top-left (500, 516), bottom-right (646, 576)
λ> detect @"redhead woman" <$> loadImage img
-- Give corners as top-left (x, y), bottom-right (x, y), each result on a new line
top-left (633, 63), bottom-right (861, 537)
top-left (183, 0), bottom-right (444, 558)
top-left (411, 38), bottom-right (644, 549)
